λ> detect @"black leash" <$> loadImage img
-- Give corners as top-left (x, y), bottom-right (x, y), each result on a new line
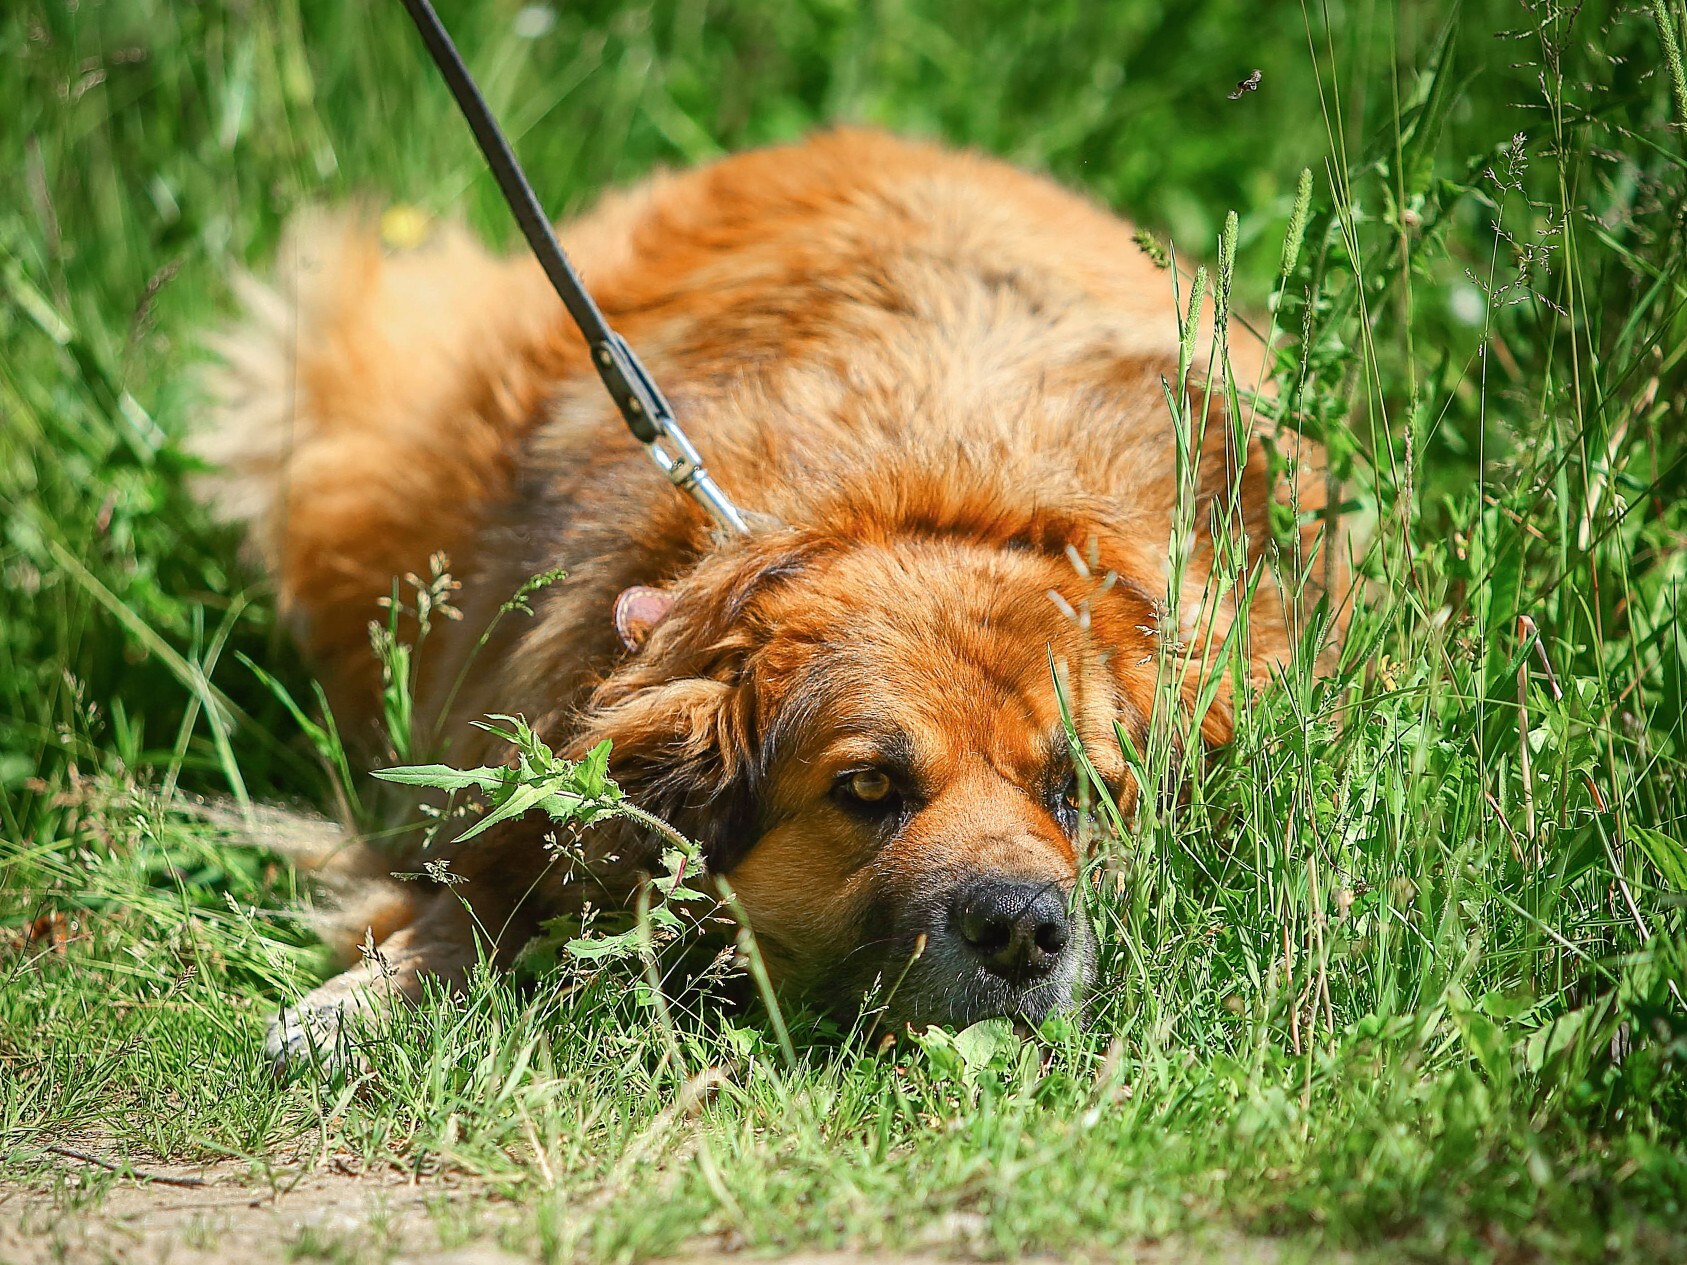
top-left (396, 0), bottom-right (750, 536)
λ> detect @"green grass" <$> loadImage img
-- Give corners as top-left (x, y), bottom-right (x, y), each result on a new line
top-left (4, 0), bottom-right (1687, 1260)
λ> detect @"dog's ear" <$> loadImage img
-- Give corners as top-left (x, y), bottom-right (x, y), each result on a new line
top-left (591, 675), bottom-right (761, 871)
top-left (613, 585), bottom-right (675, 652)
top-left (1056, 380), bottom-right (1336, 755)
top-left (582, 538), bottom-right (822, 871)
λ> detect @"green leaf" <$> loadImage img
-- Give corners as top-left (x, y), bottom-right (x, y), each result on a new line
top-left (1523, 1005), bottom-right (1594, 1076)
top-left (371, 764), bottom-right (505, 792)
top-left (456, 775), bottom-right (571, 842)
top-left (911, 1027), bottom-right (964, 1081)
top-left (1633, 827), bottom-right (1687, 892)
top-left (564, 927), bottom-right (644, 961)
top-left (575, 739), bottom-right (614, 795)
top-left (951, 1018), bottom-right (1020, 1079)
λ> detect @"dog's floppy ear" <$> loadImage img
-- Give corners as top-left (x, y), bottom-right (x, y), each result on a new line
top-left (1153, 401), bottom-right (1342, 748)
top-left (582, 537), bottom-right (823, 871)
top-left (613, 585), bottom-right (675, 652)
top-left (589, 676), bottom-right (760, 871)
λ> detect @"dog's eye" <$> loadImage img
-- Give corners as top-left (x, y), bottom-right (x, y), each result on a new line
top-left (845, 769), bottom-right (895, 804)
top-left (1054, 773), bottom-right (1085, 833)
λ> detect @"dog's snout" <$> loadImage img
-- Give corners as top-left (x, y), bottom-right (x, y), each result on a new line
top-left (952, 879), bottom-right (1071, 980)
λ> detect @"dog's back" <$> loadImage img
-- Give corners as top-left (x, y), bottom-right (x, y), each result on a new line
top-left (196, 129), bottom-right (1333, 756)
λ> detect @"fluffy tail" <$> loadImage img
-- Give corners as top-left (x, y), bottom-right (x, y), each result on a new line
top-left (188, 210), bottom-right (555, 714)
top-left (188, 797), bottom-right (418, 969)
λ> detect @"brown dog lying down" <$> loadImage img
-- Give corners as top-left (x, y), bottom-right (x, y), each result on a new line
top-left (195, 129), bottom-right (1344, 1069)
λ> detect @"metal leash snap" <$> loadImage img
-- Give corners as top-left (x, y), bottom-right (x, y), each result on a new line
top-left (398, 0), bottom-right (751, 538)
top-left (645, 420), bottom-right (750, 536)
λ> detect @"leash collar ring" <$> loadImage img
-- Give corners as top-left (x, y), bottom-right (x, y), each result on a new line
top-left (397, 0), bottom-right (751, 538)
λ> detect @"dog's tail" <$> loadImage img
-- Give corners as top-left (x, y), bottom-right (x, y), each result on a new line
top-left (191, 797), bottom-right (419, 969)
top-left (187, 210), bottom-right (558, 711)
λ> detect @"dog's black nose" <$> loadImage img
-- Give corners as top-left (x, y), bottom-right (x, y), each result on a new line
top-left (952, 880), bottom-right (1071, 980)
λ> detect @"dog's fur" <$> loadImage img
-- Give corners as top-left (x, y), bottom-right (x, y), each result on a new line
top-left (194, 129), bottom-right (1344, 1063)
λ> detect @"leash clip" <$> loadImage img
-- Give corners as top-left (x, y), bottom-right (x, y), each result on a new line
top-left (593, 334), bottom-right (750, 537)
top-left (644, 421), bottom-right (750, 537)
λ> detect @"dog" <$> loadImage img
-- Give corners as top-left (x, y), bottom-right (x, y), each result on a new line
top-left (193, 129), bottom-right (1345, 1069)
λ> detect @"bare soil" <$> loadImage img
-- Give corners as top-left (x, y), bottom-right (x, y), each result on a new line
top-left (2, 1151), bottom-right (524, 1265)
top-left (0, 1147), bottom-right (1310, 1265)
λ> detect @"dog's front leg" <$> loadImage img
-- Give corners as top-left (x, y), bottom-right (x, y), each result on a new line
top-left (265, 890), bottom-right (485, 1078)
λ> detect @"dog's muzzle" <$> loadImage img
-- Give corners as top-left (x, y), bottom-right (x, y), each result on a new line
top-left (951, 878), bottom-right (1072, 982)
top-left (874, 872), bottom-right (1091, 1030)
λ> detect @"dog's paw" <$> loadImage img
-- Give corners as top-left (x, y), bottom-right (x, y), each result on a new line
top-left (264, 1000), bottom-right (370, 1080)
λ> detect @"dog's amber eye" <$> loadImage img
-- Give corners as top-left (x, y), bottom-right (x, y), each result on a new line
top-left (1055, 774), bottom-right (1087, 833)
top-left (846, 769), bottom-right (895, 804)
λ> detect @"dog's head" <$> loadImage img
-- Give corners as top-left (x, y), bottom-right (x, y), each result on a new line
top-left (573, 463), bottom-right (1279, 1031)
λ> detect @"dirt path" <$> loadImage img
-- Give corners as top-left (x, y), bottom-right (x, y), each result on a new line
top-left (1, 1148), bottom-right (1311, 1265)
top-left (2, 1153), bottom-right (527, 1265)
